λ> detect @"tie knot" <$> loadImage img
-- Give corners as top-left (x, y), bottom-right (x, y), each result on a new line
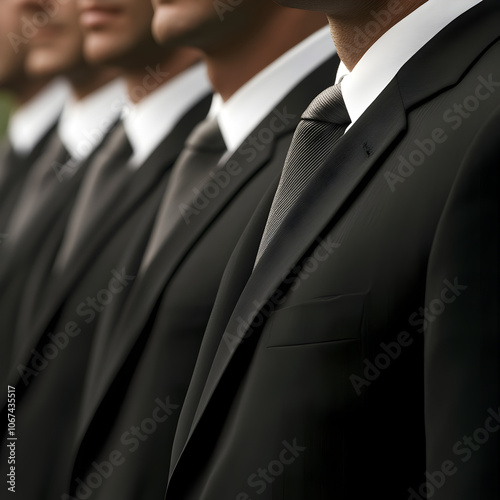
top-left (185, 118), bottom-right (226, 153)
top-left (301, 83), bottom-right (351, 126)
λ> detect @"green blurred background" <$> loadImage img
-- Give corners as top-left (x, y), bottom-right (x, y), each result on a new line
top-left (0, 93), bottom-right (14, 137)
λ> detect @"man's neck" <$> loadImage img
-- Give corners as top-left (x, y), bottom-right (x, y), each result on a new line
top-left (124, 47), bottom-right (201, 104)
top-left (205, 11), bottom-right (327, 102)
top-left (68, 66), bottom-right (121, 101)
top-left (328, 0), bottom-right (429, 71)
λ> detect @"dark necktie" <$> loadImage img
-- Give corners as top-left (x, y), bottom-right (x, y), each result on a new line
top-left (6, 133), bottom-right (71, 246)
top-left (140, 117), bottom-right (226, 270)
top-left (53, 121), bottom-right (133, 271)
top-left (255, 84), bottom-right (351, 263)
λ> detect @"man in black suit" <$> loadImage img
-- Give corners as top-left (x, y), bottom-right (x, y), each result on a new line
top-left (0, 0), bottom-right (125, 381)
top-left (65, 2), bottom-right (338, 500)
top-left (0, 0), bottom-right (212, 498)
top-left (165, 1), bottom-right (500, 499)
top-left (0, 0), bottom-right (68, 232)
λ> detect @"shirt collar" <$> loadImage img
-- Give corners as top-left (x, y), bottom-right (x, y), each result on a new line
top-left (336, 0), bottom-right (484, 127)
top-left (122, 62), bottom-right (212, 168)
top-left (209, 26), bottom-right (337, 152)
top-left (8, 78), bottom-right (70, 155)
top-left (58, 78), bottom-right (127, 161)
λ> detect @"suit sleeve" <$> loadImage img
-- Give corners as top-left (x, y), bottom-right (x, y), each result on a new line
top-left (423, 105), bottom-right (500, 499)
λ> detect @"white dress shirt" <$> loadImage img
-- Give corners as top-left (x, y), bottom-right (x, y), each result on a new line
top-left (122, 62), bottom-right (212, 168)
top-left (8, 78), bottom-right (70, 155)
top-left (58, 78), bottom-right (127, 161)
top-left (336, 0), bottom-right (484, 128)
top-left (209, 26), bottom-right (337, 153)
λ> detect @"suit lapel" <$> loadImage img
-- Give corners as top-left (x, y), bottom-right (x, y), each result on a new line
top-left (0, 119), bottom-right (59, 188)
top-left (24, 120), bottom-right (60, 166)
top-left (170, 0), bottom-right (500, 478)
top-left (168, 177), bottom-right (280, 473)
top-left (0, 140), bottom-right (23, 231)
top-left (74, 56), bottom-right (339, 454)
top-left (0, 132), bottom-right (73, 282)
top-left (5, 154), bottom-right (92, 377)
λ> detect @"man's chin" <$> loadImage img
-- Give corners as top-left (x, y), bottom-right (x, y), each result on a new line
top-left (25, 50), bottom-right (66, 78)
top-left (151, 10), bottom-right (191, 49)
top-left (151, 13), bottom-right (168, 47)
top-left (83, 36), bottom-right (121, 66)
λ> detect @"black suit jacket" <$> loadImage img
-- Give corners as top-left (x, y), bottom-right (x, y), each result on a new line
top-left (66, 56), bottom-right (339, 500)
top-left (0, 123), bottom-right (59, 378)
top-left (0, 121), bottom-right (57, 232)
top-left (0, 95), bottom-right (211, 500)
top-left (0, 125), bottom-right (93, 384)
top-left (167, 3), bottom-right (500, 499)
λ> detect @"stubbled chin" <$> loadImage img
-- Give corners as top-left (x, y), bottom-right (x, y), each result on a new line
top-left (151, 7), bottom-right (182, 46)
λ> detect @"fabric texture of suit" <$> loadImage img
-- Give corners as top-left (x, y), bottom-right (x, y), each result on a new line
top-left (66, 56), bottom-right (339, 500)
top-left (166, 3), bottom-right (500, 499)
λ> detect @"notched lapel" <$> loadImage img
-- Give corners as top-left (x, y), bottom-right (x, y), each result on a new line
top-left (398, 0), bottom-right (500, 110)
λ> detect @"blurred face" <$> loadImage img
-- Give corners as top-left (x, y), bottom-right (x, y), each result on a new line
top-left (0, 0), bottom-right (26, 87)
top-left (15, 0), bottom-right (85, 76)
top-left (151, 0), bottom-right (280, 52)
top-left (78, 0), bottom-right (160, 65)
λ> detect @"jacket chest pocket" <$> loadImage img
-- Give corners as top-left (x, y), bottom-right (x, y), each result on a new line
top-left (266, 292), bottom-right (366, 348)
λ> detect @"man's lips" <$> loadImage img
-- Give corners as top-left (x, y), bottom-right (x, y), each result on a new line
top-left (80, 6), bottom-right (122, 29)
